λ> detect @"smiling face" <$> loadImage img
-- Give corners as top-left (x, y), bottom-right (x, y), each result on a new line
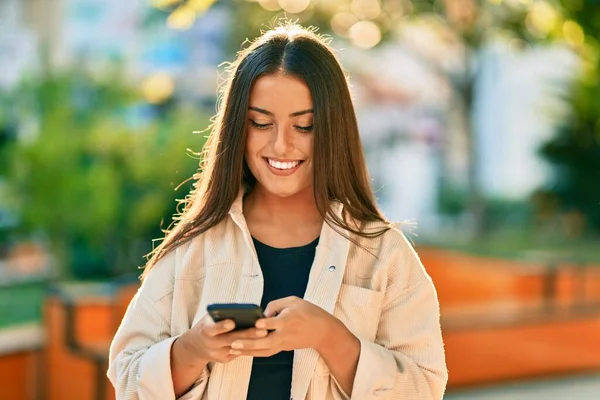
top-left (245, 73), bottom-right (314, 198)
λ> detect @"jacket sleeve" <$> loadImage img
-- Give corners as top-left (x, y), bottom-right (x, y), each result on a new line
top-left (106, 248), bottom-right (209, 400)
top-left (343, 232), bottom-right (448, 400)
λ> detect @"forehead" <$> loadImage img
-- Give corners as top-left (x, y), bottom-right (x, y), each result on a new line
top-left (249, 74), bottom-right (313, 112)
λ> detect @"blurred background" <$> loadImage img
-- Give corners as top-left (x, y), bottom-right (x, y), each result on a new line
top-left (1, 0), bottom-right (599, 399)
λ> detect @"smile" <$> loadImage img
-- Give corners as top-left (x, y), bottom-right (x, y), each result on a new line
top-left (266, 158), bottom-right (302, 170)
top-left (263, 158), bottom-right (305, 176)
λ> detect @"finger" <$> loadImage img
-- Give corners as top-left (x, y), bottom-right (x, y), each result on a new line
top-left (235, 327), bottom-right (269, 339)
top-left (230, 349), bottom-right (276, 358)
top-left (230, 335), bottom-right (276, 351)
top-left (220, 327), bottom-right (268, 344)
top-left (255, 317), bottom-right (284, 331)
top-left (213, 348), bottom-right (240, 363)
top-left (204, 318), bottom-right (235, 337)
top-left (264, 296), bottom-right (299, 317)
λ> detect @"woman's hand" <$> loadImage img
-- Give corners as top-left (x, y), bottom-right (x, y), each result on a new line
top-left (228, 296), bottom-right (341, 357)
top-left (178, 314), bottom-right (268, 364)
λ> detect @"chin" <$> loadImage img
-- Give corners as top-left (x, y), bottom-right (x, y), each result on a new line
top-left (262, 182), bottom-right (311, 199)
top-left (266, 187), bottom-right (301, 198)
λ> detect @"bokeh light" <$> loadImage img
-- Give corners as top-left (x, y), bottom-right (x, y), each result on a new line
top-left (525, 1), bottom-right (559, 39)
top-left (318, 0), bottom-right (347, 15)
top-left (562, 20), bottom-right (585, 48)
top-left (141, 73), bottom-right (175, 104)
top-left (351, 0), bottom-right (382, 20)
top-left (330, 12), bottom-right (359, 37)
top-left (188, 0), bottom-right (216, 13)
top-left (259, 0), bottom-right (282, 12)
top-left (381, 0), bottom-right (407, 19)
top-left (348, 20), bottom-right (382, 49)
top-left (278, 0), bottom-right (310, 14)
top-left (166, 4), bottom-right (196, 30)
top-left (150, 0), bottom-right (182, 9)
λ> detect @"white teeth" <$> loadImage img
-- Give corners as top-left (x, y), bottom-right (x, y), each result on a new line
top-left (268, 159), bottom-right (301, 170)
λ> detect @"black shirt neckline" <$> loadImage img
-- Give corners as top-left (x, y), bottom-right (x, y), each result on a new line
top-left (251, 236), bottom-right (320, 253)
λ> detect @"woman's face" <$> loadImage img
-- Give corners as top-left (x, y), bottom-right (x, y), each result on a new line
top-left (245, 73), bottom-right (314, 198)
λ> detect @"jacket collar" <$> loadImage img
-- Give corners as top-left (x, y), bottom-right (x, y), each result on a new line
top-left (228, 187), bottom-right (245, 215)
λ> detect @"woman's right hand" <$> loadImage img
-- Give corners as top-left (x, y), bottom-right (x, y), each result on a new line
top-left (180, 314), bottom-right (268, 364)
top-left (172, 314), bottom-right (266, 396)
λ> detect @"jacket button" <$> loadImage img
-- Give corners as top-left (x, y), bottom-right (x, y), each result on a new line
top-left (328, 265), bottom-right (335, 271)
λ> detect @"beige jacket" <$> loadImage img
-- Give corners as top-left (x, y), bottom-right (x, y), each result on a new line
top-left (107, 194), bottom-right (448, 400)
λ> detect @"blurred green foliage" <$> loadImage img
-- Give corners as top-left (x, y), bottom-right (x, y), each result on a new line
top-left (1, 69), bottom-right (208, 279)
top-left (537, 0), bottom-right (600, 234)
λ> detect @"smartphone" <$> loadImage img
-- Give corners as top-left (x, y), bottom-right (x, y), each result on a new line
top-left (207, 303), bottom-right (265, 331)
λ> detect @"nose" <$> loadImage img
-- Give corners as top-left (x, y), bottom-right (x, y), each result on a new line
top-left (272, 124), bottom-right (293, 156)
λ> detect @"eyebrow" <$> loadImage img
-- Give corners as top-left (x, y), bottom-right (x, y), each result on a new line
top-left (249, 106), bottom-right (313, 117)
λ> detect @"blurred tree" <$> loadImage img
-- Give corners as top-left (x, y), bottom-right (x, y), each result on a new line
top-left (537, 0), bottom-right (600, 234)
top-left (157, 0), bottom-right (574, 237)
top-left (2, 69), bottom-right (208, 279)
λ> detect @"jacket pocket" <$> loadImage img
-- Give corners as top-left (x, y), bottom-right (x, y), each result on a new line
top-left (333, 284), bottom-right (384, 341)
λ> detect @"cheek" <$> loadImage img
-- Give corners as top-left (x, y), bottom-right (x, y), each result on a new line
top-left (302, 135), bottom-right (314, 159)
top-left (245, 131), bottom-right (261, 158)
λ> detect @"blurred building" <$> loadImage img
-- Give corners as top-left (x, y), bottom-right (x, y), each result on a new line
top-left (475, 43), bottom-right (578, 199)
top-left (342, 36), bottom-right (577, 235)
top-left (0, 0), bottom-right (41, 89)
top-left (1, 0), bottom-right (229, 99)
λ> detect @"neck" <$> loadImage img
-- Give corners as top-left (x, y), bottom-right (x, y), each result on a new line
top-left (243, 184), bottom-right (322, 226)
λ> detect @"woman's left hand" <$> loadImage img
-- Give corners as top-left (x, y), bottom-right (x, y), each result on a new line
top-left (229, 296), bottom-right (340, 357)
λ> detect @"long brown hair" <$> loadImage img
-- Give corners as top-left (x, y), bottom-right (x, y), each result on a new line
top-left (141, 22), bottom-right (391, 279)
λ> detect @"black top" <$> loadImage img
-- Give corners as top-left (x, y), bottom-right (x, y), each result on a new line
top-left (246, 236), bottom-right (319, 400)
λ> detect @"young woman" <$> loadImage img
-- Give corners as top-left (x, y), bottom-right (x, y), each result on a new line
top-left (108, 23), bottom-right (447, 400)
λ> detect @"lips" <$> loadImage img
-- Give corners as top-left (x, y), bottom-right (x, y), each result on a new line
top-left (263, 157), bottom-right (305, 176)
top-left (266, 158), bottom-right (303, 170)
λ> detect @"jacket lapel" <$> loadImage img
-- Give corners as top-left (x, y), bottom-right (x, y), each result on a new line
top-left (220, 193), bottom-right (264, 400)
top-left (291, 202), bottom-right (350, 400)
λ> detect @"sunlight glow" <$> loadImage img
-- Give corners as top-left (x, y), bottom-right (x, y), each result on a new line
top-left (279, 0), bottom-right (310, 13)
top-left (349, 20), bottom-right (382, 49)
top-left (351, 0), bottom-right (382, 20)
top-left (318, 0), bottom-right (347, 14)
top-left (331, 12), bottom-right (359, 37)
top-left (259, 0), bottom-right (282, 11)
top-left (526, 1), bottom-right (559, 39)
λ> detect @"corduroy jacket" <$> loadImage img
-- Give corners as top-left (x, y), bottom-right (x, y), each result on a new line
top-left (107, 192), bottom-right (448, 400)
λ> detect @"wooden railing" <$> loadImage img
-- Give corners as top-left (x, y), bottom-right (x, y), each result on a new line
top-left (1, 248), bottom-right (599, 399)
